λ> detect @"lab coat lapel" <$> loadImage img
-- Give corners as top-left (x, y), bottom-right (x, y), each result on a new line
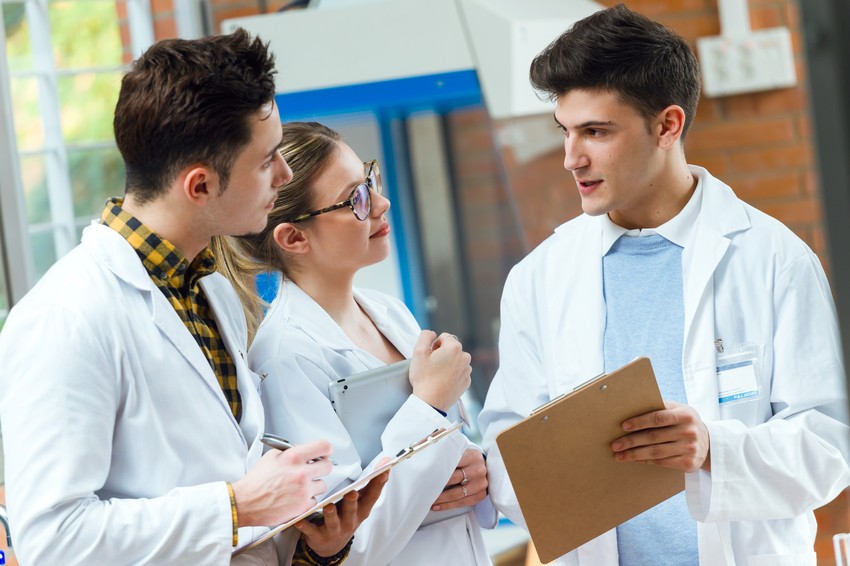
top-left (280, 280), bottom-right (358, 353)
top-left (681, 167), bottom-right (751, 420)
top-left (551, 216), bottom-right (606, 394)
top-left (86, 223), bottom-right (246, 429)
top-left (355, 289), bottom-right (416, 358)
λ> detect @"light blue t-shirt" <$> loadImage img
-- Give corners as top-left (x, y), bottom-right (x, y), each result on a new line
top-left (603, 232), bottom-right (698, 566)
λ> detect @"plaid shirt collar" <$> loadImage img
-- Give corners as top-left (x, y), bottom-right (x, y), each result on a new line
top-left (100, 197), bottom-right (216, 288)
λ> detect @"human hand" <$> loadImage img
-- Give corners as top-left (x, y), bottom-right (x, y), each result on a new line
top-left (432, 448), bottom-right (488, 511)
top-left (232, 440), bottom-right (334, 527)
top-left (295, 470), bottom-right (390, 557)
top-left (409, 330), bottom-right (472, 412)
top-left (610, 401), bottom-right (711, 472)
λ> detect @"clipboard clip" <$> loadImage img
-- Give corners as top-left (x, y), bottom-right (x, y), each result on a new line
top-left (531, 372), bottom-right (606, 415)
top-left (395, 421), bottom-right (464, 457)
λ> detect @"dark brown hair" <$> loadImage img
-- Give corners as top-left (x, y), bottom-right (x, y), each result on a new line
top-left (113, 28), bottom-right (277, 202)
top-left (530, 4), bottom-right (701, 138)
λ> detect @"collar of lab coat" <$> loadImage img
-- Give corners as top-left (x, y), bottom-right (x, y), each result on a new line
top-left (599, 172), bottom-right (703, 254)
top-left (273, 278), bottom-right (415, 359)
top-left (80, 221), bottom-right (258, 443)
top-left (546, 166), bottom-right (752, 397)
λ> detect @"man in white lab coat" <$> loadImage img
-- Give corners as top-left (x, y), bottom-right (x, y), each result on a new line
top-left (0, 31), bottom-right (383, 565)
top-left (479, 5), bottom-right (850, 565)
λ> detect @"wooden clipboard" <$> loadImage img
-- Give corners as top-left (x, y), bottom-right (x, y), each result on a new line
top-left (233, 421), bottom-right (464, 557)
top-left (495, 357), bottom-right (685, 563)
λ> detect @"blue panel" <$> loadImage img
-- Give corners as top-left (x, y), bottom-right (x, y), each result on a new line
top-left (255, 271), bottom-right (280, 306)
top-left (275, 69), bottom-right (483, 121)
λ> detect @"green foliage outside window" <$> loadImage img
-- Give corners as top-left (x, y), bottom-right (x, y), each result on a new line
top-left (4, 1), bottom-right (125, 279)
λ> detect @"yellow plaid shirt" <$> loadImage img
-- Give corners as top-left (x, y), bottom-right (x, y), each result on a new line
top-left (101, 198), bottom-right (242, 421)
top-left (101, 199), bottom-right (351, 563)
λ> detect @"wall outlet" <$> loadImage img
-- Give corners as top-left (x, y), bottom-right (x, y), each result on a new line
top-left (697, 26), bottom-right (797, 97)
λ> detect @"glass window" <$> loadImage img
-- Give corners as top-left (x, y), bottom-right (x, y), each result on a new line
top-left (4, 0), bottom-right (127, 284)
top-left (49, 1), bottom-right (122, 69)
top-left (20, 153), bottom-right (49, 225)
top-left (69, 145), bottom-right (124, 219)
top-left (59, 72), bottom-right (122, 143)
top-left (10, 77), bottom-right (44, 151)
top-left (30, 228), bottom-right (57, 280)
top-left (0, 237), bottom-right (8, 330)
top-left (3, 2), bottom-right (32, 73)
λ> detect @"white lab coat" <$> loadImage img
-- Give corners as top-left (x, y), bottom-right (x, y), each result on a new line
top-left (0, 222), bottom-right (282, 565)
top-left (479, 166), bottom-right (850, 566)
top-left (250, 279), bottom-right (495, 566)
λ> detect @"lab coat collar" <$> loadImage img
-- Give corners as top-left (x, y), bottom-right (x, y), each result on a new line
top-left (81, 222), bottom-right (251, 438)
top-left (599, 170), bottom-right (703, 255)
top-left (273, 279), bottom-right (413, 358)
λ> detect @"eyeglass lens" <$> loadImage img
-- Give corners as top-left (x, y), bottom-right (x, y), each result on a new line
top-left (352, 183), bottom-right (371, 220)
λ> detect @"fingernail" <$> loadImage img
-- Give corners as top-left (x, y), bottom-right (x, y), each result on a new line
top-left (611, 441), bottom-right (622, 451)
top-left (432, 505), bottom-right (440, 511)
top-left (622, 422), bottom-right (633, 431)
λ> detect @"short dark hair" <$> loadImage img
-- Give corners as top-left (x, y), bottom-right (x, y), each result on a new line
top-left (113, 29), bottom-right (277, 203)
top-left (530, 4), bottom-right (701, 138)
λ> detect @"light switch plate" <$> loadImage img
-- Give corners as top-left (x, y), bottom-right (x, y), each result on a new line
top-left (697, 26), bottom-right (797, 97)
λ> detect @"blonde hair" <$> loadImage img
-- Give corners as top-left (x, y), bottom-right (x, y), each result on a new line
top-left (213, 121), bottom-right (342, 340)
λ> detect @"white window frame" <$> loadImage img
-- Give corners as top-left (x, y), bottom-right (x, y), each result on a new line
top-left (0, 0), bottom-right (155, 309)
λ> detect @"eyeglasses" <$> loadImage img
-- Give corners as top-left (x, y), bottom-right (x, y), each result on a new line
top-left (288, 160), bottom-right (382, 223)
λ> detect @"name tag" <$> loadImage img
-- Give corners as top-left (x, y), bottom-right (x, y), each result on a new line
top-left (717, 360), bottom-right (759, 405)
top-left (715, 341), bottom-right (761, 406)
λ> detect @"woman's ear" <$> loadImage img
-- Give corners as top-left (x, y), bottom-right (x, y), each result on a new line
top-left (656, 104), bottom-right (687, 150)
top-left (273, 222), bottom-right (310, 255)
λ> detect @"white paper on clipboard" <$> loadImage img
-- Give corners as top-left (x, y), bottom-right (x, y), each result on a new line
top-left (232, 421), bottom-right (464, 557)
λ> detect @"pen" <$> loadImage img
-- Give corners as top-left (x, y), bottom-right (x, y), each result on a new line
top-left (261, 433), bottom-right (337, 465)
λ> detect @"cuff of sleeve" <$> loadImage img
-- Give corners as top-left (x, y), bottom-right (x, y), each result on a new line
top-left (226, 481), bottom-right (239, 547)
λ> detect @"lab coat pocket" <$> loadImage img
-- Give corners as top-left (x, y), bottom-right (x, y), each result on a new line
top-left (746, 552), bottom-right (816, 566)
top-left (716, 343), bottom-right (764, 428)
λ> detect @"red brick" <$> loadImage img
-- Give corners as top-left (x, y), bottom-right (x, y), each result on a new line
top-left (687, 117), bottom-right (796, 151)
top-left (602, 0), bottom-right (711, 16)
top-left (750, 6), bottom-right (782, 29)
top-left (151, 0), bottom-right (173, 15)
top-left (657, 13), bottom-right (721, 41)
top-left (804, 170), bottom-right (819, 196)
top-left (759, 196), bottom-right (821, 225)
top-left (153, 17), bottom-right (177, 40)
top-left (728, 142), bottom-right (811, 172)
top-left (721, 88), bottom-right (806, 118)
top-left (728, 171), bottom-right (801, 201)
top-left (685, 150), bottom-right (729, 177)
top-left (693, 97), bottom-right (723, 123)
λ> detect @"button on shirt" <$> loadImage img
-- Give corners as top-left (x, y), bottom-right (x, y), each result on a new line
top-left (100, 198), bottom-right (242, 421)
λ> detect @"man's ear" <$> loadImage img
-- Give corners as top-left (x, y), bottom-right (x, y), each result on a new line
top-left (182, 165), bottom-right (217, 204)
top-left (656, 104), bottom-right (687, 150)
top-left (273, 222), bottom-right (310, 255)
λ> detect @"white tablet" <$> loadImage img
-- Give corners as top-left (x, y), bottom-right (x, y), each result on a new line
top-left (328, 359), bottom-right (412, 464)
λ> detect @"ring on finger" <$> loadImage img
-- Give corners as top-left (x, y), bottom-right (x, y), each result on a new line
top-left (460, 468), bottom-right (469, 486)
top-left (462, 485), bottom-right (468, 497)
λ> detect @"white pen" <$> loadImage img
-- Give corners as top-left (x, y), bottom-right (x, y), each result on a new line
top-left (261, 433), bottom-right (337, 465)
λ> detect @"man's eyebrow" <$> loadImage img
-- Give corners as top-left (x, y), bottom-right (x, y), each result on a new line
top-left (553, 115), bottom-right (615, 130)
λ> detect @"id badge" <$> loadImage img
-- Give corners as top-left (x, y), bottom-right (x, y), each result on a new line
top-left (715, 342), bottom-right (760, 406)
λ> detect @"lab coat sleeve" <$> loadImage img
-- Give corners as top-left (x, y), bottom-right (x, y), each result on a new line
top-left (0, 305), bottom-right (235, 565)
top-left (464, 438), bottom-right (498, 529)
top-left (478, 266), bottom-right (552, 530)
top-left (688, 251), bottom-right (850, 522)
top-left (258, 352), bottom-right (468, 566)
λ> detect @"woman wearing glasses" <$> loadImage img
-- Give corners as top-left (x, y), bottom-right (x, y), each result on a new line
top-left (216, 122), bottom-right (494, 565)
